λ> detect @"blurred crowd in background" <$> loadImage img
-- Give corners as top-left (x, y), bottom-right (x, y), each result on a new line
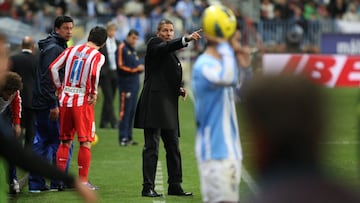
top-left (0, 0), bottom-right (358, 67)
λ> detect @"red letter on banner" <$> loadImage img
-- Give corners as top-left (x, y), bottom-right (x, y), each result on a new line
top-left (301, 56), bottom-right (335, 84)
top-left (336, 57), bottom-right (360, 87)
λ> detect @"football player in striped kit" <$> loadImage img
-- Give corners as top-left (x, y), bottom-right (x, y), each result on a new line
top-left (191, 5), bottom-right (242, 203)
top-left (49, 26), bottom-right (107, 190)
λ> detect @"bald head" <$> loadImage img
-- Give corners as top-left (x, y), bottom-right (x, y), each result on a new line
top-left (21, 36), bottom-right (34, 50)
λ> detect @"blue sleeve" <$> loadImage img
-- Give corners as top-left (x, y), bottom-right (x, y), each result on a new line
top-left (40, 45), bottom-right (63, 108)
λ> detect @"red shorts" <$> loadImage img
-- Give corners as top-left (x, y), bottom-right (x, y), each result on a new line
top-left (59, 104), bottom-right (95, 142)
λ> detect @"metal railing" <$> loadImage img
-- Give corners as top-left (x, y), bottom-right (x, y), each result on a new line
top-left (250, 19), bottom-right (337, 48)
top-left (1, 15), bottom-right (344, 52)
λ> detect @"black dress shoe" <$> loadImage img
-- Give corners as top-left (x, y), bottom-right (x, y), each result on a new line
top-left (168, 190), bottom-right (193, 196)
top-left (168, 185), bottom-right (193, 196)
top-left (141, 188), bottom-right (163, 197)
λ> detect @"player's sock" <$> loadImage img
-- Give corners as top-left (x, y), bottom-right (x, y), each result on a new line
top-left (78, 145), bottom-right (91, 182)
top-left (56, 143), bottom-right (70, 171)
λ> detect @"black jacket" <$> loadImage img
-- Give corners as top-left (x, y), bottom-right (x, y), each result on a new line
top-left (9, 50), bottom-right (38, 109)
top-left (134, 37), bottom-right (186, 129)
top-left (32, 32), bottom-right (67, 110)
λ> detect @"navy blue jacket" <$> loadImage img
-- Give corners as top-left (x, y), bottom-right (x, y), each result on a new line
top-left (32, 32), bottom-right (67, 110)
top-left (116, 40), bottom-right (143, 76)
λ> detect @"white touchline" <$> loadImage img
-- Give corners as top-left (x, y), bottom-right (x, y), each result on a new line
top-left (242, 166), bottom-right (260, 195)
top-left (154, 161), bottom-right (166, 203)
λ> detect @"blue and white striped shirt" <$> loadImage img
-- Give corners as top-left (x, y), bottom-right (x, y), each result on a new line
top-left (191, 42), bottom-right (242, 162)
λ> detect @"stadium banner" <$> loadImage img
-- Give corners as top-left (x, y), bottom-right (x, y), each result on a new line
top-left (321, 33), bottom-right (360, 55)
top-left (262, 54), bottom-right (360, 87)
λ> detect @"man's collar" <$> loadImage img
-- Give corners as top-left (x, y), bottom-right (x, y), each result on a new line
top-left (22, 49), bottom-right (32, 53)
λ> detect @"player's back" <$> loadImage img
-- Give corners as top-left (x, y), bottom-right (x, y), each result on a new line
top-left (60, 44), bottom-right (103, 107)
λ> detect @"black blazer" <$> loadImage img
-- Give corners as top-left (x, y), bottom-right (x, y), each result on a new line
top-left (9, 51), bottom-right (38, 109)
top-left (134, 37), bottom-right (186, 129)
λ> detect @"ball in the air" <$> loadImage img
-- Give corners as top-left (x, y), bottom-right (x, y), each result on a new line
top-left (92, 133), bottom-right (99, 146)
top-left (202, 5), bottom-right (237, 40)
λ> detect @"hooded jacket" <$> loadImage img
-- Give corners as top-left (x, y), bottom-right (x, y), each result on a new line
top-left (32, 32), bottom-right (67, 110)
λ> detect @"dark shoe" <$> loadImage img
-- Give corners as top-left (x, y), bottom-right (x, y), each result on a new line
top-left (50, 181), bottom-right (69, 192)
top-left (127, 140), bottom-right (138, 146)
top-left (168, 184), bottom-right (193, 196)
top-left (50, 185), bottom-right (63, 192)
top-left (120, 139), bottom-right (128, 146)
top-left (168, 190), bottom-right (193, 196)
top-left (29, 185), bottom-right (50, 193)
top-left (142, 188), bottom-right (163, 197)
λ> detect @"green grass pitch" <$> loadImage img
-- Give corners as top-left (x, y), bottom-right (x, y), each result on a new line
top-left (9, 87), bottom-right (359, 202)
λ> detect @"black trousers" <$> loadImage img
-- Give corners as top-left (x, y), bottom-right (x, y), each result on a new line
top-left (99, 70), bottom-right (117, 127)
top-left (142, 128), bottom-right (182, 190)
top-left (21, 107), bottom-right (35, 149)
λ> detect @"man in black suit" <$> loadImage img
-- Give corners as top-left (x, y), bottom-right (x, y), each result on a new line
top-left (99, 22), bottom-right (119, 128)
top-left (134, 19), bottom-right (201, 197)
top-left (9, 36), bottom-right (37, 150)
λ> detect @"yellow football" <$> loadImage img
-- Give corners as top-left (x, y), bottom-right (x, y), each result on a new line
top-left (92, 133), bottom-right (99, 146)
top-left (202, 5), bottom-right (237, 40)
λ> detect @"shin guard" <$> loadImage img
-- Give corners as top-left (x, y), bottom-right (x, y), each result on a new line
top-left (56, 143), bottom-right (70, 171)
top-left (78, 146), bottom-right (91, 182)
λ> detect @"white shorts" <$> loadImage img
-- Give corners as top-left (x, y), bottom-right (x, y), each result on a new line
top-left (198, 159), bottom-right (242, 203)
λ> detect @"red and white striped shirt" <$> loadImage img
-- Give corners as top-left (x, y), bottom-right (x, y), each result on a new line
top-left (49, 44), bottom-right (105, 107)
top-left (0, 90), bottom-right (21, 125)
